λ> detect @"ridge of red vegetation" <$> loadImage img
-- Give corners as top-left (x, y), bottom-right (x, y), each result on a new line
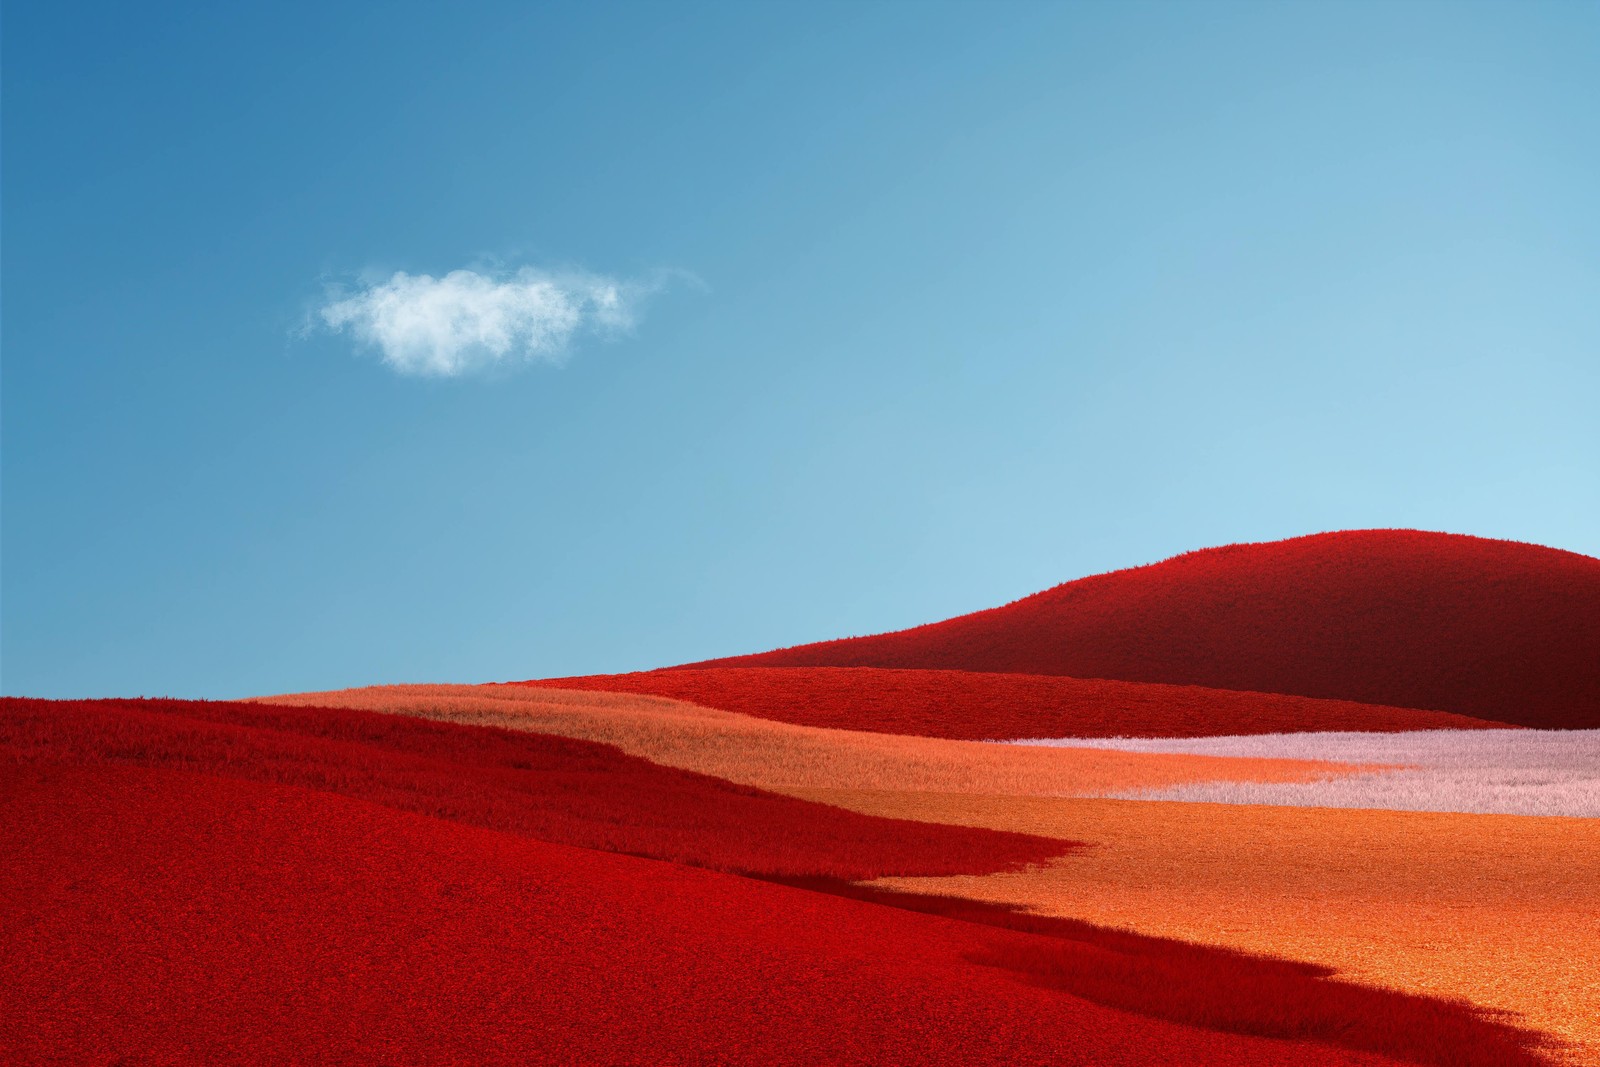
top-left (531, 667), bottom-right (1508, 740)
top-left (774, 879), bottom-right (1554, 1067)
top-left (0, 697), bottom-right (1058, 880)
top-left (681, 530), bottom-right (1600, 730)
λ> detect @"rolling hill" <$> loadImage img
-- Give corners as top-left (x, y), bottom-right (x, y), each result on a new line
top-left (677, 530), bottom-right (1600, 730)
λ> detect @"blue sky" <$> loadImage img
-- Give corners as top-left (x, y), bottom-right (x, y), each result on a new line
top-left (4, 0), bottom-right (1597, 699)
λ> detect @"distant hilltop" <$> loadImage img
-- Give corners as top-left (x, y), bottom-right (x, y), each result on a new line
top-left (673, 530), bottom-right (1600, 731)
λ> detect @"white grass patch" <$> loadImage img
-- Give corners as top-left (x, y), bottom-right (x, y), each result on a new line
top-left (1004, 730), bottom-right (1600, 818)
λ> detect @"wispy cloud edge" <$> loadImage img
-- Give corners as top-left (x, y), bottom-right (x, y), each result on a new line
top-left (317, 265), bottom-right (656, 377)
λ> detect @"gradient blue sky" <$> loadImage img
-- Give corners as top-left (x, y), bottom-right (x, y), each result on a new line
top-left (4, 1), bottom-right (1597, 699)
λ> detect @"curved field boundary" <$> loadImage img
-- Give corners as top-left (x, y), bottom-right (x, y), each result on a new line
top-left (822, 790), bottom-right (1600, 1064)
top-left (526, 666), bottom-right (1509, 739)
top-left (261, 683), bottom-right (1377, 798)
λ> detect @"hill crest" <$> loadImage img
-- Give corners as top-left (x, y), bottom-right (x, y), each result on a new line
top-left (680, 530), bottom-right (1600, 729)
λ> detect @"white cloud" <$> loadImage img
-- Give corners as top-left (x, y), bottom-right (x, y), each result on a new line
top-left (318, 266), bottom-right (646, 377)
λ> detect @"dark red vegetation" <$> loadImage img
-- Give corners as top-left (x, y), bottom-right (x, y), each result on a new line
top-left (535, 667), bottom-right (1507, 740)
top-left (2, 698), bottom-right (1559, 1067)
top-left (0, 698), bottom-right (1058, 880)
top-left (3, 761), bottom-right (1454, 1067)
top-left (683, 530), bottom-right (1600, 730)
top-left (777, 880), bottom-right (1555, 1067)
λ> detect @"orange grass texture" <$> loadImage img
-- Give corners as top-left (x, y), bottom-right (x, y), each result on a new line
top-left (262, 683), bottom-right (1367, 797)
top-left (838, 793), bottom-right (1600, 1065)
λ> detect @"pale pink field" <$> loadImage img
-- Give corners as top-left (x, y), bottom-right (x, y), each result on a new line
top-left (1009, 729), bottom-right (1600, 817)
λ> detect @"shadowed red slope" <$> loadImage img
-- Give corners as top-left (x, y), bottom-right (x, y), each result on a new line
top-left (681, 530), bottom-right (1600, 729)
top-left (0, 698), bottom-right (1554, 1067)
top-left (0, 697), bottom-right (1058, 879)
top-left (532, 667), bottom-right (1507, 740)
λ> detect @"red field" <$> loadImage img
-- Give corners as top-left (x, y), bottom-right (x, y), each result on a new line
top-left (531, 666), bottom-right (1508, 739)
top-left (682, 531), bottom-right (1600, 730)
top-left (3, 760), bottom-right (1459, 1067)
top-left (0, 698), bottom-right (1555, 1067)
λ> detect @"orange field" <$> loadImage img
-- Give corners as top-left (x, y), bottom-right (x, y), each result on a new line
top-left (839, 792), bottom-right (1600, 1063)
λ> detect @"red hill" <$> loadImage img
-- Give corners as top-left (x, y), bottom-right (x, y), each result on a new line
top-left (683, 531), bottom-right (1600, 730)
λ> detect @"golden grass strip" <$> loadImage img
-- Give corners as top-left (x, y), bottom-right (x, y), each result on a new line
top-left (259, 683), bottom-right (1372, 799)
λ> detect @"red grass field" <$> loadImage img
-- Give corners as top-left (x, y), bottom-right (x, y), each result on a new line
top-left (2, 761), bottom-right (1443, 1067)
top-left (0, 696), bottom-right (1558, 1067)
top-left (682, 531), bottom-right (1600, 730)
top-left (530, 666), bottom-right (1509, 739)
